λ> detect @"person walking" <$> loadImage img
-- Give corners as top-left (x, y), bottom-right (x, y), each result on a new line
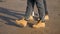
top-left (16, 0), bottom-right (49, 28)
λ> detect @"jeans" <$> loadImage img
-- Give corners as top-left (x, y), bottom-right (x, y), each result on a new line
top-left (43, 0), bottom-right (48, 15)
top-left (25, 0), bottom-right (48, 21)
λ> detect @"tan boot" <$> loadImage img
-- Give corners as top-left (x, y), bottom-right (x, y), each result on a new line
top-left (16, 18), bottom-right (27, 27)
top-left (44, 15), bottom-right (49, 21)
top-left (28, 16), bottom-right (34, 22)
top-left (33, 21), bottom-right (45, 29)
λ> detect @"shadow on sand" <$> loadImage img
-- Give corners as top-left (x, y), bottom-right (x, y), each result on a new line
top-left (0, 7), bottom-right (25, 27)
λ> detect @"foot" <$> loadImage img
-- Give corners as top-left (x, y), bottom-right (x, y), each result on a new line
top-left (45, 15), bottom-right (49, 21)
top-left (16, 18), bottom-right (27, 27)
top-left (28, 16), bottom-right (34, 22)
top-left (33, 21), bottom-right (45, 29)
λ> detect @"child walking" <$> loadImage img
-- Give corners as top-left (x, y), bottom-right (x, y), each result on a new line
top-left (16, 0), bottom-right (49, 28)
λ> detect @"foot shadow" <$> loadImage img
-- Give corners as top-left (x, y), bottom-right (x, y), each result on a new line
top-left (28, 23), bottom-right (34, 28)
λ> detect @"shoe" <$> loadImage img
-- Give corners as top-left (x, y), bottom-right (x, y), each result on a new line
top-left (28, 16), bottom-right (34, 22)
top-left (16, 18), bottom-right (27, 27)
top-left (33, 21), bottom-right (45, 29)
top-left (44, 15), bottom-right (49, 21)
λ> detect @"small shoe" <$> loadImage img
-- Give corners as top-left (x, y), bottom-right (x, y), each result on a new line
top-left (28, 16), bottom-right (34, 22)
top-left (44, 15), bottom-right (49, 21)
top-left (33, 21), bottom-right (45, 29)
top-left (16, 18), bottom-right (27, 27)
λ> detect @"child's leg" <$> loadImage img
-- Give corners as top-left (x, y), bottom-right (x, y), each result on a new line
top-left (43, 0), bottom-right (48, 15)
top-left (36, 0), bottom-right (45, 22)
top-left (25, 0), bottom-right (35, 20)
top-left (43, 0), bottom-right (49, 20)
top-left (16, 0), bottom-right (35, 27)
top-left (32, 0), bottom-right (49, 20)
top-left (33, 0), bottom-right (45, 28)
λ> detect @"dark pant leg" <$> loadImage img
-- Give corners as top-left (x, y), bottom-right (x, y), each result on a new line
top-left (36, 0), bottom-right (45, 21)
top-left (43, 0), bottom-right (48, 15)
top-left (25, 0), bottom-right (35, 20)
